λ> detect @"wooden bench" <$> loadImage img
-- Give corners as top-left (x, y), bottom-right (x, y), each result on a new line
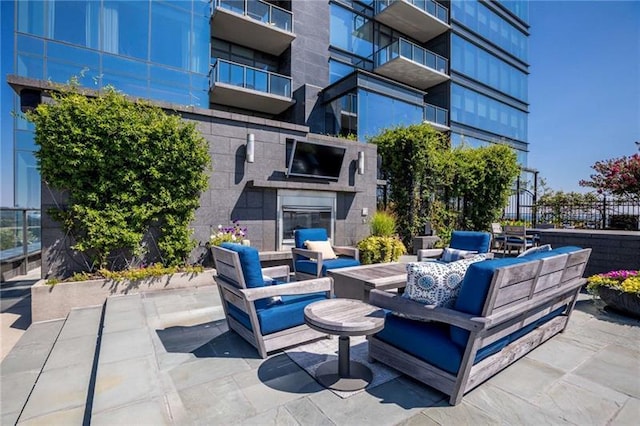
top-left (368, 247), bottom-right (591, 405)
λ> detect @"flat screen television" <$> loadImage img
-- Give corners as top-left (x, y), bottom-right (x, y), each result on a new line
top-left (286, 140), bottom-right (346, 180)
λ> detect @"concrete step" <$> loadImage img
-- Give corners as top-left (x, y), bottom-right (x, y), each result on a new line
top-left (0, 319), bottom-right (65, 425)
top-left (15, 305), bottom-right (103, 425)
top-left (90, 294), bottom-right (177, 425)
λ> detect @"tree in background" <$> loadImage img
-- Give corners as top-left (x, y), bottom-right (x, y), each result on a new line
top-left (370, 124), bottom-right (449, 248)
top-left (536, 191), bottom-right (600, 226)
top-left (579, 153), bottom-right (640, 201)
top-left (445, 144), bottom-right (520, 235)
top-left (27, 83), bottom-right (210, 272)
top-left (371, 124), bottom-right (520, 247)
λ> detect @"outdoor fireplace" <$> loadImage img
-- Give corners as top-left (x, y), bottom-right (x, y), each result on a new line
top-left (277, 190), bottom-right (336, 250)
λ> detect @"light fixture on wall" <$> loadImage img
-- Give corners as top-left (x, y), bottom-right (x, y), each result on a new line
top-left (357, 151), bottom-right (365, 175)
top-left (246, 133), bottom-right (255, 163)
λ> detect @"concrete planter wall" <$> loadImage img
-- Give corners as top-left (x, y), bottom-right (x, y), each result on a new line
top-left (538, 229), bottom-right (640, 277)
top-left (31, 270), bottom-right (215, 322)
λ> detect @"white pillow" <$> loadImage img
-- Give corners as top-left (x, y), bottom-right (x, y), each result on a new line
top-left (403, 254), bottom-right (488, 309)
top-left (441, 247), bottom-right (478, 263)
top-left (518, 244), bottom-right (552, 257)
top-left (305, 240), bottom-right (337, 260)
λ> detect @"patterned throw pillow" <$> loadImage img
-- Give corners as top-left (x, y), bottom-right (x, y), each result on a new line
top-left (441, 247), bottom-right (478, 263)
top-left (518, 244), bottom-right (552, 257)
top-left (402, 254), bottom-right (488, 309)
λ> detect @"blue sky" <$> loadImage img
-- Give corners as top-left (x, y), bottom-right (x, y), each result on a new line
top-left (527, 0), bottom-right (640, 193)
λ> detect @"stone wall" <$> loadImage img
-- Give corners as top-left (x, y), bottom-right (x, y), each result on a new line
top-left (538, 229), bottom-right (640, 277)
top-left (41, 103), bottom-right (378, 278)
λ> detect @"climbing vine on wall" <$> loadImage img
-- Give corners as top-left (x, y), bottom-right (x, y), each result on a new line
top-left (27, 82), bottom-right (211, 271)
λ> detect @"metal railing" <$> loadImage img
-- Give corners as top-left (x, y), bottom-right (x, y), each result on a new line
top-left (376, 0), bottom-right (448, 24)
top-left (502, 192), bottom-right (640, 230)
top-left (0, 208), bottom-right (41, 276)
top-left (424, 103), bottom-right (447, 126)
top-left (374, 38), bottom-right (448, 74)
top-left (211, 58), bottom-right (292, 97)
top-left (213, 0), bottom-right (294, 33)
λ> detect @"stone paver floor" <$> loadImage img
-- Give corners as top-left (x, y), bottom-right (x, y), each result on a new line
top-left (2, 268), bottom-right (639, 425)
top-left (119, 286), bottom-right (639, 425)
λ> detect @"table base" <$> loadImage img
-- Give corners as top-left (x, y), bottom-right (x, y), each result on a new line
top-left (315, 360), bottom-right (373, 391)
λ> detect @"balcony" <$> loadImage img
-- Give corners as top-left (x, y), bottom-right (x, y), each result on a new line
top-left (375, 0), bottom-right (449, 43)
top-left (424, 103), bottom-right (449, 130)
top-left (211, 0), bottom-right (295, 56)
top-left (209, 59), bottom-right (295, 114)
top-left (373, 39), bottom-right (449, 90)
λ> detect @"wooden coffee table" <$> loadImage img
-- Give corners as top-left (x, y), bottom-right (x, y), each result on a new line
top-left (304, 299), bottom-right (385, 391)
top-left (327, 262), bottom-right (408, 302)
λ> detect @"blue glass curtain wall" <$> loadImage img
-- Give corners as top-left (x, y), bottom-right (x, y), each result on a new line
top-left (451, 0), bottom-right (528, 62)
top-left (358, 89), bottom-right (424, 141)
top-left (14, 0), bottom-right (209, 108)
top-left (451, 34), bottom-right (527, 102)
top-left (497, 0), bottom-right (529, 23)
top-left (330, 3), bottom-right (374, 59)
top-left (450, 84), bottom-right (527, 143)
top-left (450, 132), bottom-right (527, 165)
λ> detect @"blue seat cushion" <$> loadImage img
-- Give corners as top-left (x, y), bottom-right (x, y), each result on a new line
top-left (295, 257), bottom-right (361, 276)
top-left (450, 257), bottom-right (531, 346)
top-left (450, 231), bottom-right (491, 253)
top-left (294, 228), bottom-right (328, 249)
top-left (505, 236), bottom-right (535, 245)
top-left (226, 292), bottom-right (328, 335)
top-left (376, 314), bottom-right (509, 374)
top-left (377, 306), bottom-right (567, 374)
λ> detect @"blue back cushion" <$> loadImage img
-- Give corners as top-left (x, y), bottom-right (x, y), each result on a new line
top-left (450, 231), bottom-right (492, 253)
top-left (521, 246), bottom-right (582, 261)
top-left (220, 243), bottom-right (264, 288)
top-left (450, 257), bottom-right (531, 346)
top-left (220, 242), bottom-right (271, 309)
top-left (294, 228), bottom-right (328, 249)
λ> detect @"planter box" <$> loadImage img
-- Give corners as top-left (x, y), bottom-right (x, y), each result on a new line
top-left (598, 287), bottom-right (640, 319)
top-left (31, 270), bottom-right (215, 322)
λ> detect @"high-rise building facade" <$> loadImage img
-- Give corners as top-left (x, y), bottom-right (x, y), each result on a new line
top-left (2, 0), bottom-right (529, 213)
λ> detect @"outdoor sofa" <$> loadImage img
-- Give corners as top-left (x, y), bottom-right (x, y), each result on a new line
top-left (368, 246), bottom-right (592, 405)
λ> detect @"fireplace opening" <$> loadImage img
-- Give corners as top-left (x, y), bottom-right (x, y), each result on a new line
top-left (277, 190), bottom-right (336, 250)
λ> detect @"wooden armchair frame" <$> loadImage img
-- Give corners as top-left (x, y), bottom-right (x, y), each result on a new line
top-left (212, 245), bottom-right (334, 358)
top-left (502, 225), bottom-right (535, 255)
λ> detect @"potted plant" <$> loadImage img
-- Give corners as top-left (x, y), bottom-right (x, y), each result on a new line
top-left (357, 211), bottom-right (406, 264)
top-left (586, 270), bottom-right (640, 318)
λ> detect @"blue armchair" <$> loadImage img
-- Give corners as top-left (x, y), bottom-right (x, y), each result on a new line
top-left (417, 231), bottom-right (492, 262)
top-left (212, 243), bottom-right (333, 358)
top-left (291, 228), bottom-right (360, 280)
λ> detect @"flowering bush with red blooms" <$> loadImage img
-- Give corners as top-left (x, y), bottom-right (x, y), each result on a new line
top-left (579, 153), bottom-right (640, 200)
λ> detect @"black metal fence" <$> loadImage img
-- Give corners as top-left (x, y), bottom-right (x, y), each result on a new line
top-left (503, 194), bottom-right (640, 231)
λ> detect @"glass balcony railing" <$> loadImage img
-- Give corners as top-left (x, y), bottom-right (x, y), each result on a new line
top-left (376, 0), bottom-right (448, 24)
top-left (214, 0), bottom-right (294, 33)
top-left (424, 103), bottom-right (448, 126)
top-left (0, 208), bottom-right (41, 265)
top-left (211, 58), bottom-right (292, 98)
top-left (375, 38), bottom-right (448, 74)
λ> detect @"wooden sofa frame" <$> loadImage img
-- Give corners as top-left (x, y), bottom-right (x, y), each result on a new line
top-left (212, 245), bottom-right (334, 358)
top-left (368, 248), bottom-right (591, 405)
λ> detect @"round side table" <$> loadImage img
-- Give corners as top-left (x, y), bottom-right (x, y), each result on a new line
top-left (304, 298), bottom-right (385, 391)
